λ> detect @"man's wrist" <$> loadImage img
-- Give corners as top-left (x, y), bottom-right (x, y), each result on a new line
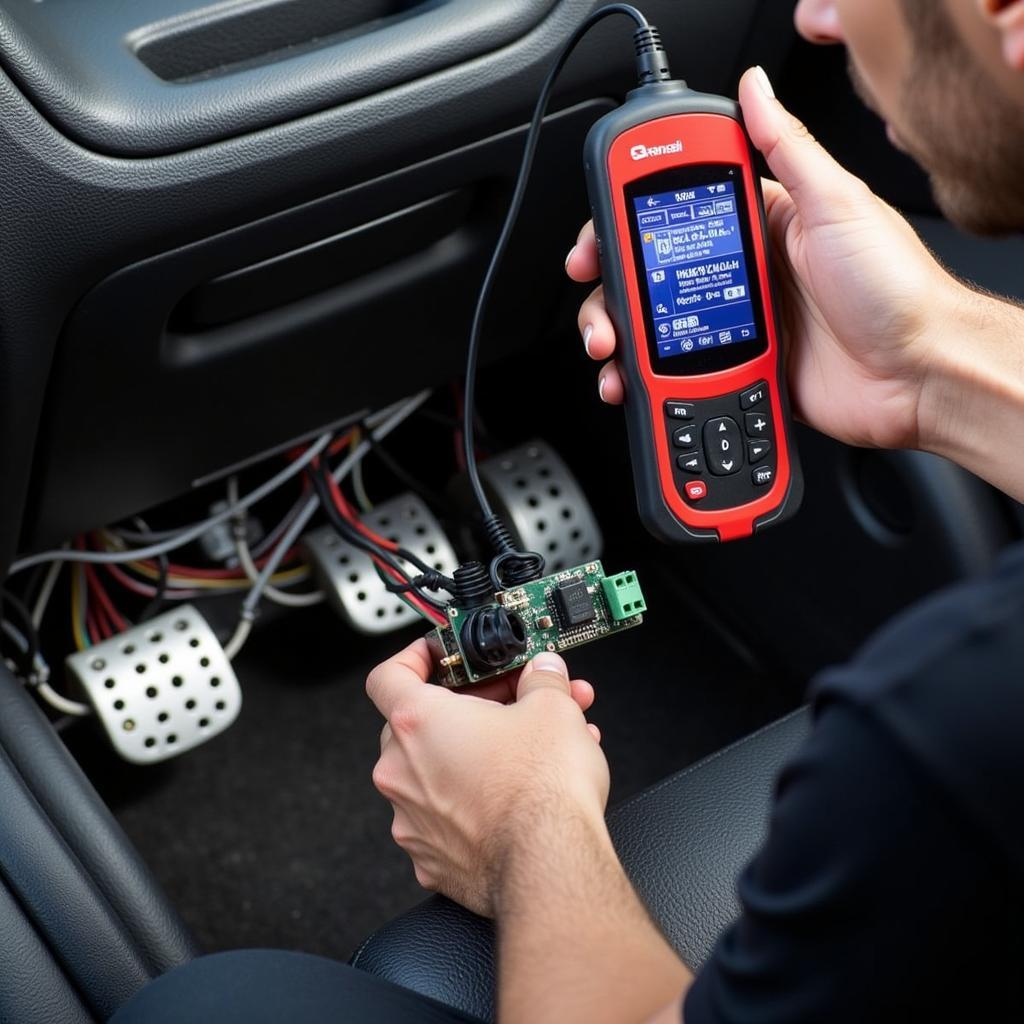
top-left (492, 801), bottom-right (616, 917)
top-left (916, 283), bottom-right (1024, 462)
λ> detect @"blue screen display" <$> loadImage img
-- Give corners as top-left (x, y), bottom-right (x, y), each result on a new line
top-left (632, 180), bottom-right (759, 360)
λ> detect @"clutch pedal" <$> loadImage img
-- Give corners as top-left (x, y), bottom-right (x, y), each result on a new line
top-left (303, 493), bottom-right (458, 635)
top-left (65, 605), bottom-right (242, 765)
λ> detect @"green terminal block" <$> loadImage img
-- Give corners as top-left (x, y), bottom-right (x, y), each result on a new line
top-left (600, 571), bottom-right (647, 622)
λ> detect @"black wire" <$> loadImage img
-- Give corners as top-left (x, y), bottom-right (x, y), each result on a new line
top-left (462, 3), bottom-right (650, 519)
top-left (308, 464), bottom-right (453, 606)
top-left (139, 550), bottom-right (169, 621)
top-left (315, 460), bottom-right (455, 588)
top-left (356, 419), bottom-right (450, 511)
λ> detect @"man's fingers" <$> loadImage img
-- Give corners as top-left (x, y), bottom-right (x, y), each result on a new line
top-left (570, 679), bottom-right (595, 713)
top-left (587, 723), bottom-right (602, 744)
top-left (380, 722), bottom-right (392, 754)
top-left (578, 285), bottom-right (617, 361)
top-left (598, 362), bottom-right (625, 405)
top-left (516, 652), bottom-right (573, 700)
top-left (461, 674), bottom-right (518, 704)
top-left (566, 221), bottom-right (601, 282)
top-left (739, 67), bottom-right (868, 227)
top-left (366, 638), bottom-right (437, 718)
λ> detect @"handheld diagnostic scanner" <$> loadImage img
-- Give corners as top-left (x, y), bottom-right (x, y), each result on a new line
top-left (584, 73), bottom-right (803, 543)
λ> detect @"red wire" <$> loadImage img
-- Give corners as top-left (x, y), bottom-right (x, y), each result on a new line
top-left (316, 467), bottom-right (444, 625)
top-left (371, 552), bottom-right (445, 625)
top-left (92, 595), bottom-right (113, 640)
top-left (85, 607), bottom-right (100, 646)
top-left (326, 474), bottom-right (399, 553)
top-left (83, 563), bottom-right (129, 633)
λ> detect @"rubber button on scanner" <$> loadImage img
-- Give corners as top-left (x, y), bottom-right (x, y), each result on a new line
top-left (752, 466), bottom-right (775, 487)
top-left (748, 439), bottom-right (772, 464)
top-left (745, 411), bottom-right (771, 437)
top-left (684, 480), bottom-right (708, 502)
top-left (665, 401), bottom-right (695, 421)
top-left (704, 417), bottom-right (743, 476)
top-left (740, 381), bottom-right (769, 410)
top-left (673, 425), bottom-right (699, 450)
top-left (676, 453), bottom-right (705, 474)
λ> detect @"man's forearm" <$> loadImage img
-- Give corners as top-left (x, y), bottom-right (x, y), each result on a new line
top-left (496, 808), bottom-right (692, 1024)
top-left (920, 286), bottom-right (1024, 502)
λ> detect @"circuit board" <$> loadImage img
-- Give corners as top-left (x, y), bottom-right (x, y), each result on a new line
top-left (427, 561), bottom-right (645, 688)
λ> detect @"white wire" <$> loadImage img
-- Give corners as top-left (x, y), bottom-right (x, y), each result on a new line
top-left (226, 476), bottom-right (325, 608)
top-left (36, 683), bottom-right (92, 718)
top-left (223, 392), bottom-right (430, 660)
top-left (222, 617), bottom-right (253, 662)
top-left (0, 618), bottom-right (90, 717)
top-left (31, 556), bottom-right (65, 628)
top-left (352, 454), bottom-right (373, 514)
top-left (6, 433), bottom-right (333, 576)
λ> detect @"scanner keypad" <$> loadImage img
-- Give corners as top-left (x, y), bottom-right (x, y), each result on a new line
top-left (663, 381), bottom-right (778, 509)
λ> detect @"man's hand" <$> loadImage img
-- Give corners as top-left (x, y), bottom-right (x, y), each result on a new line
top-left (368, 642), bottom-right (692, 1024)
top-left (568, 65), bottom-right (970, 453)
top-left (367, 642), bottom-right (607, 917)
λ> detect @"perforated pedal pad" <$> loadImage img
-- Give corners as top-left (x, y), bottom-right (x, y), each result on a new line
top-left (65, 605), bottom-right (242, 765)
top-left (477, 441), bottom-right (603, 573)
top-left (303, 493), bottom-right (458, 635)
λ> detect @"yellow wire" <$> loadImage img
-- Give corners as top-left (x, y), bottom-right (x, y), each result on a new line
top-left (70, 565), bottom-right (88, 651)
top-left (125, 560), bottom-right (309, 588)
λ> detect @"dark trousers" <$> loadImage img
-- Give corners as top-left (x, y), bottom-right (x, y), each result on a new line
top-left (109, 949), bottom-right (484, 1023)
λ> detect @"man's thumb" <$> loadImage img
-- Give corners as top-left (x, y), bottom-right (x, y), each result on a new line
top-left (739, 66), bottom-right (865, 226)
top-left (517, 653), bottom-right (572, 700)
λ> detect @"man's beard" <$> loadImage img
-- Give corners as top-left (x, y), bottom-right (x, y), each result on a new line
top-left (848, 10), bottom-right (1024, 236)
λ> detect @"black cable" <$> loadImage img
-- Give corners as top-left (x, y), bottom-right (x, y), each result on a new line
top-left (308, 464), bottom-right (453, 605)
top-left (356, 418), bottom-right (450, 511)
top-left (461, 3), bottom-right (652, 520)
top-left (139, 550), bottom-right (169, 621)
top-left (457, 4), bottom-right (666, 591)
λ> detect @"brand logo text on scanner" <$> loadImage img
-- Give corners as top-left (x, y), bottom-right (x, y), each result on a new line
top-left (630, 140), bottom-right (684, 161)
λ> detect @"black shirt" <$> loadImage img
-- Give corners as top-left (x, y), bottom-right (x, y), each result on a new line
top-left (685, 543), bottom-right (1024, 1023)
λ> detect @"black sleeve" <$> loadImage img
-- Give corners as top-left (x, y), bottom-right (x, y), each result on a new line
top-left (682, 699), bottom-right (1006, 1024)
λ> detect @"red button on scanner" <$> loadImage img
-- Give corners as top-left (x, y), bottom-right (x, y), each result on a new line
top-left (685, 481), bottom-right (708, 502)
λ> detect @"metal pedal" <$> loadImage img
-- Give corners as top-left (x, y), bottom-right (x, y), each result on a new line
top-left (303, 493), bottom-right (458, 635)
top-left (65, 605), bottom-right (242, 765)
top-left (478, 440), bottom-right (603, 573)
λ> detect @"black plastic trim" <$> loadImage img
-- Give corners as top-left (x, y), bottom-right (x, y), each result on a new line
top-left (0, 0), bottom-right (558, 155)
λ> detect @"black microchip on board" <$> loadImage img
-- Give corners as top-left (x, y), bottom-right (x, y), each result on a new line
top-left (554, 578), bottom-right (596, 627)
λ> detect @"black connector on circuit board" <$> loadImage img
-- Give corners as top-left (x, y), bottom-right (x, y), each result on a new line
top-left (427, 560), bottom-right (645, 688)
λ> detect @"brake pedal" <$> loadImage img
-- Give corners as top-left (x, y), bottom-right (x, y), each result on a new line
top-left (64, 606), bottom-right (242, 765)
top-left (476, 440), bottom-right (603, 573)
top-left (303, 493), bottom-right (458, 635)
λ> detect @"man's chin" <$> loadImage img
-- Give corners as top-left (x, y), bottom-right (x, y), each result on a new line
top-left (885, 123), bottom-right (911, 155)
top-left (930, 175), bottom-right (1020, 237)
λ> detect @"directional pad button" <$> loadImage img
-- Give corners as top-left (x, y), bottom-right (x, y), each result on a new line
top-left (703, 416), bottom-right (743, 476)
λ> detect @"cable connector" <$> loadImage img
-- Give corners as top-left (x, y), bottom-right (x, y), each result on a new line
top-left (633, 24), bottom-right (672, 87)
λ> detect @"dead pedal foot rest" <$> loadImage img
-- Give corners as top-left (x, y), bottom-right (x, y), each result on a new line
top-left (65, 605), bottom-right (242, 764)
top-left (303, 493), bottom-right (458, 635)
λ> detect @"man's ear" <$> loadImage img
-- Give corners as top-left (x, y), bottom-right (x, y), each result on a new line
top-left (979, 0), bottom-right (1024, 70)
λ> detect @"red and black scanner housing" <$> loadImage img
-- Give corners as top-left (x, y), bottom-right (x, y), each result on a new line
top-left (584, 82), bottom-right (803, 543)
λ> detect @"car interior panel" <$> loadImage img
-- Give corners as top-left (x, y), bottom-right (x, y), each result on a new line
top-left (0, 0), bottom-right (1021, 1019)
